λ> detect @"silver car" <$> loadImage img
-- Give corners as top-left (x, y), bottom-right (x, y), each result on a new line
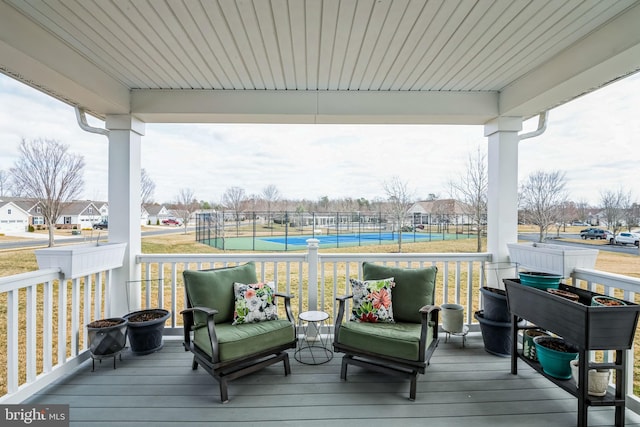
top-left (613, 232), bottom-right (640, 246)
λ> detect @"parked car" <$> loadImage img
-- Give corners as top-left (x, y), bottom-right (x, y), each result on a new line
top-left (162, 218), bottom-right (182, 226)
top-left (580, 228), bottom-right (611, 240)
top-left (612, 232), bottom-right (640, 246)
top-left (571, 221), bottom-right (590, 226)
top-left (92, 220), bottom-right (108, 230)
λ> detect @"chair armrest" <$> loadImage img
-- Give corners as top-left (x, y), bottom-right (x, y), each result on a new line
top-left (180, 306), bottom-right (220, 360)
top-left (275, 292), bottom-right (295, 324)
top-left (334, 294), bottom-right (354, 343)
top-left (418, 305), bottom-right (440, 361)
top-left (419, 305), bottom-right (441, 315)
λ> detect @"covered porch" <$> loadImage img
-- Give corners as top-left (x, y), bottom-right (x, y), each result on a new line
top-left (22, 336), bottom-right (640, 427)
top-left (2, 0), bottom-right (640, 424)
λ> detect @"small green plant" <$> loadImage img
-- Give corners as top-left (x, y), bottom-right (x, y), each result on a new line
top-left (28, 225), bottom-right (35, 232)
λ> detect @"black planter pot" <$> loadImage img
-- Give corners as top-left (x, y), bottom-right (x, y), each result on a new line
top-left (480, 286), bottom-right (509, 322)
top-left (86, 317), bottom-right (128, 370)
top-left (474, 310), bottom-right (511, 357)
top-left (87, 318), bottom-right (128, 357)
top-left (123, 309), bottom-right (171, 355)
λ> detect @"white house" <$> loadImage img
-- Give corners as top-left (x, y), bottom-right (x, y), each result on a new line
top-left (144, 203), bottom-right (171, 225)
top-left (0, 200), bottom-right (30, 233)
top-left (408, 199), bottom-right (472, 225)
top-left (57, 201), bottom-right (102, 229)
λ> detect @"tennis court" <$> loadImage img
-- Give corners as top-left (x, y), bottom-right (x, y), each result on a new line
top-left (262, 232), bottom-right (436, 246)
top-left (201, 231), bottom-right (470, 251)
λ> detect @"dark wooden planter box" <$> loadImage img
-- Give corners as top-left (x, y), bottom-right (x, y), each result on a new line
top-left (505, 278), bottom-right (640, 427)
top-left (503, 279), bottom-right (640, 350)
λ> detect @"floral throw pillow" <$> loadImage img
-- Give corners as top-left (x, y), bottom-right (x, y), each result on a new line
top-left (232, 282), bottom-right (279, 325)
top-left (349, 277), bottom-right (395, 323)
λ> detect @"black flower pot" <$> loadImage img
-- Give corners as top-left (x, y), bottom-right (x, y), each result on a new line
top-left (123, 309), bottom-right (170, 355)
top-left (480, 286), bottom-right (509, 322)
top-left (474, 310), bottom-right (511, 357)
top-left (87, 317), bottom-right (128, 357)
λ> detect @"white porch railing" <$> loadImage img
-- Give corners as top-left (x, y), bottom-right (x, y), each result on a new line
top-left (0, 266), bottom-right (116, 403)
top-left (1, 241), bottom-right (640, 415)
top-left (134, 243), bottom-right (493, 336)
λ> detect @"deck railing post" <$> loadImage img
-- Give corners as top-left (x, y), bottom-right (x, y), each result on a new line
top-left (306, 239), bottom-right (320, 313)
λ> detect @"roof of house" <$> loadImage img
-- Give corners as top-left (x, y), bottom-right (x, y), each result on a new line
top-left (144, 203), bottom-right (167, 216)
top-left (410, 199), bottom-right (469, 215)
top-left (59, 200), bottom-right (100, 216)
top-left (0, 197), bottom-right (42, 213)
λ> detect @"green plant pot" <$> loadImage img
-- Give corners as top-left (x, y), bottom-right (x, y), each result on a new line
top-left (518, 271), bottom-right (563, 289)
top-left (591, 295), bottom-right (627, 307)
top-left (533, 336), bottom-right (578, 379)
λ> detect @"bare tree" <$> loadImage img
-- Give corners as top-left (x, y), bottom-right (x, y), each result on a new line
top-left (600, 189), bottom-right (631, 237)
top-left (0, 169), bottom-right (11, 196)
top-left (262, 184), bottom-right (280, 229)
top-left (383, 176), bottom-right (414, 252)
top-left (140, 168), bottom-right (156, 207)
top-left (519, 170), bottom-right (568, 243)
top-left (449, 147), bottom-right (487, 252)
top-left (222, 186), bottom-right (247, 236)
top-left (174, 188), bottom-right (198, 233)
top-left (576, 199), bottom-right (590, 224)
top-left (10, 138), bottom-right (84, 246)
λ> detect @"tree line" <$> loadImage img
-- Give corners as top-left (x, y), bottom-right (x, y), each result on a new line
top-left (3, 138), bottom-right (636, 250)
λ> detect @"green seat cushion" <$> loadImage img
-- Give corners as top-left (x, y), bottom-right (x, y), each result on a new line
top-left (193, 320), bottom-right (295, 362)
top-left (362, 262), bottom-right (437, 323)
top-left (337, 321), bottom-right (432, 361)
top-left (183, 262), bottom-right (257, 325)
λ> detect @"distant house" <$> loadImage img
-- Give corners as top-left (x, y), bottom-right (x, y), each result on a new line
top-left (57, 201), bottom-right (102, 229)
top-left (408, 199), bottom-right (471, 225)
top-left (94, 202), bottom-right (109, 220)
top-left (0, 200), bottom-right (31, 233)
top-left (144, 203), bottom-right (171, 225)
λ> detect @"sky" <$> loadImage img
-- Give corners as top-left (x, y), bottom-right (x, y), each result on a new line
top-left (1, 71), bottom-right (639, 206)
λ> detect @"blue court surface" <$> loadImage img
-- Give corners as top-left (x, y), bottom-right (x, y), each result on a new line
top-left (260, 232), bottom-right (439, 247)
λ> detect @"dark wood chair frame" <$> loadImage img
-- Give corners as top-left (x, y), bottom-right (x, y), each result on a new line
top-left (181, 292), bottom-right (296, 403)
top-left (333, 295), bottom-right (440, 400)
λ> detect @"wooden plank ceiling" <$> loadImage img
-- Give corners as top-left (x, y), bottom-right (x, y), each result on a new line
top-left (1, 0), bottom-right (639, 124)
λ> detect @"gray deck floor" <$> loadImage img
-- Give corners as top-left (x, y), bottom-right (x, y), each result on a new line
top-left (25, 333), bottom-right (640, 426)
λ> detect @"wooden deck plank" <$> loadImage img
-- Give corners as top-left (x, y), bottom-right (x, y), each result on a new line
top-left (25, 334), bottom-right (640, 426)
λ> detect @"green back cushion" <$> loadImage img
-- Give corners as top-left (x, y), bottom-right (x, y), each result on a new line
top-left (183, 262), bottom-right (257, 325)
top-left (362, 262), bottom-right (437, 323)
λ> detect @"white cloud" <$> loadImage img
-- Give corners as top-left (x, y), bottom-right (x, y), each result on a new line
top-left (1, 72), bottom-right (640, 206)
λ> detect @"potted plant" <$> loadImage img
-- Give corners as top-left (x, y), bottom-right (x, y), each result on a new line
top-left (123, 308), bottom-right (171, 355)
top-left (592, 295), bottom-right (627, 306)
top-left (123, 279), bottom-right (171, 355)
top-left (533, 336), bottom-right (578, 379)
top-left (570, 359), bottom-right (611, 396)
top-left (86, 317), bottom-right (128, 370)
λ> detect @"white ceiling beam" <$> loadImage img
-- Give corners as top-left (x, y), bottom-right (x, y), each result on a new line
top-left (130, 89), bottom-right (498, 125)
top-left (0, 1), bottom-right (129, 117)
top-left (499, 3), bottom-right (640, 118)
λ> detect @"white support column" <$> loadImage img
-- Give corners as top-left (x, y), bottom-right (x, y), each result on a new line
top-left (484, 117), bottom-right (522, 287)
top-left (106, 115), bottom-right (145, 316)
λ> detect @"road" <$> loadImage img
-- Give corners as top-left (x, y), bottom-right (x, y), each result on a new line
top-left (519, 233), bottom-right (640, 255)
top-left (0, 226), bottom-right (191, 250)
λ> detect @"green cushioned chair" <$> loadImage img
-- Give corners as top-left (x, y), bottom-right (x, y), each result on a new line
top-left (181, 262), bottom-right (296, 403)
top-left (333, 262), bottom-right (440, 400)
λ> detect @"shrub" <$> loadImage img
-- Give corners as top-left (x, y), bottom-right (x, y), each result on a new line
top-left (28, 225), bottom-right (35, 232)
